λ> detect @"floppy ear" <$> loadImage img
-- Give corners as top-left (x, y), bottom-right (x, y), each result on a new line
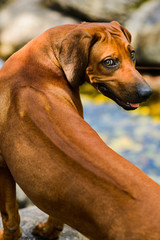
top-left (58, 29), bottom-right (94, 87)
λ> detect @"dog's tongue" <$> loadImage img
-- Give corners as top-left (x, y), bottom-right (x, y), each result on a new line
top-left (129, 103), bottom-right (140, 108)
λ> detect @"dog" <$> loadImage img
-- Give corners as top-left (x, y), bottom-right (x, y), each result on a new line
top-left (0, 21), bottom-right (160, 240)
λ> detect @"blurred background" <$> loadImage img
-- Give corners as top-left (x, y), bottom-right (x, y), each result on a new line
top-left (0, 0), bottom-right (160, 208)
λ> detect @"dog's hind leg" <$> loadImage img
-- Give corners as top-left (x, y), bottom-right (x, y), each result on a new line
top-left (32, 216), bottom-right (64, 240)
top-left (0, 165), bottom-right (21, 240)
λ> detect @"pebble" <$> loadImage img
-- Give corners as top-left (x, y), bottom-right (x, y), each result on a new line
top-left (0, 207), bottom-right (88, 240)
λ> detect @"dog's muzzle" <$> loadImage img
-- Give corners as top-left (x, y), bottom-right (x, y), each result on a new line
top-left (96, 83), bottom-right (152, 111)
top-left (137, 85), bottom-right (153, 101)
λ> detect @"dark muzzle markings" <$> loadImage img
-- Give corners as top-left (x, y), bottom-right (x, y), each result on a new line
top-left (96, 81), bottom-right (152, 111)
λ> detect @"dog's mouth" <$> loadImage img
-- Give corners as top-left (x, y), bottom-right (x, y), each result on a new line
top-left (97, 83), bottom-right (140, 111)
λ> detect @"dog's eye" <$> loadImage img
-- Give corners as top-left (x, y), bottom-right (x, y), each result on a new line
top-left (103, 59), bottom-right (116, 67)
top-left (130, 51), bottom-right (136, 61)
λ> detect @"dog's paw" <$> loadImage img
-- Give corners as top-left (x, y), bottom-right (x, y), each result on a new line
top-left (0, 229), bottom-right (21, 240)
top-left (0, 229), bottom-right (3, 240)
top-left (32, 221), bottom-right (62, 240)
top-left (32, 222), bottom-right (45, 236)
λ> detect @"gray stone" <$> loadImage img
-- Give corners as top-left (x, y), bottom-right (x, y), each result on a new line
top-left (16, 185), bottom-right (33, 209)
top-left (0, 0), bottom-right (78, 59)
top-left (125, 0), bottom-right (160, 65)
top-left (1, 0), bottom-right (160, 66)
top-left (43, 0), bottom-right (144, 23)
top-left (0, 206), bottom-right (88, 240)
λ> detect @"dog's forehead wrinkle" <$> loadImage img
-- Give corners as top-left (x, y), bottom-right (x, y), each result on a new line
top-left (104, 26), bottom-right (123, 39)
top-left (80, 22), bottom-right (127, 44)
top-left (110, 38), bottom-right (133, 59)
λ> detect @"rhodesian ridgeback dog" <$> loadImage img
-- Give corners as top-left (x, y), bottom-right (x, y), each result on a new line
top-left (0, 21), bottom-right (160, 240)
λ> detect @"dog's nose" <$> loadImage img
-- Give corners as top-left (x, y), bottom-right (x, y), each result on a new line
top-left (137, 84), bottom-right (153, 100)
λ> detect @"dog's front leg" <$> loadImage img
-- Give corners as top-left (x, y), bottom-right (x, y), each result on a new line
top-left (32, 216), bottom-right (64, 240)
top-left (0, 167), bottom-right (21, 240)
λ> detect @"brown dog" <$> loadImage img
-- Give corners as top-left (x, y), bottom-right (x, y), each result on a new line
top-left (0, 21), bottom-right (160, 240)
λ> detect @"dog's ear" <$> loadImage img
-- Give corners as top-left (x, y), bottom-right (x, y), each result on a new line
top-left (111, 21), bottom-right (132, 43)
top-left (58, 29), bottom-right (95, 87)
top-left (120, 25), bottom-right (132, 43)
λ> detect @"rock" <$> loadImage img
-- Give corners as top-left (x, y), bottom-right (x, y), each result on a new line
top-left (0, 0), bottom-right (78, 59)
top-left (1, 0), bottom-right (160, 67)
top-left (125, 0), bottom-right (160, 65)
top-left (0, 206), bottom-right (88, 240)
top-left (43, 0), bottom-right (144, 23)
top-left (16, 185), bottom-right (33, 209)
top-left (0, 0), bottom-right (6, 7)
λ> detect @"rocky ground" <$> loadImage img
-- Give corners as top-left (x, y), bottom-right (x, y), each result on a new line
top-left (0, 0), bottom-right (160, 67)
top-left (0, 206), bottom-right (88, 240)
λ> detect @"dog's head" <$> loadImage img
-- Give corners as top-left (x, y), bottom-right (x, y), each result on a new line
top-left (58, 21), bottom-right (152, 110)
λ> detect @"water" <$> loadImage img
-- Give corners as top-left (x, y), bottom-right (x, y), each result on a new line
top-left (83, 99), bottom-right (160, 184)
